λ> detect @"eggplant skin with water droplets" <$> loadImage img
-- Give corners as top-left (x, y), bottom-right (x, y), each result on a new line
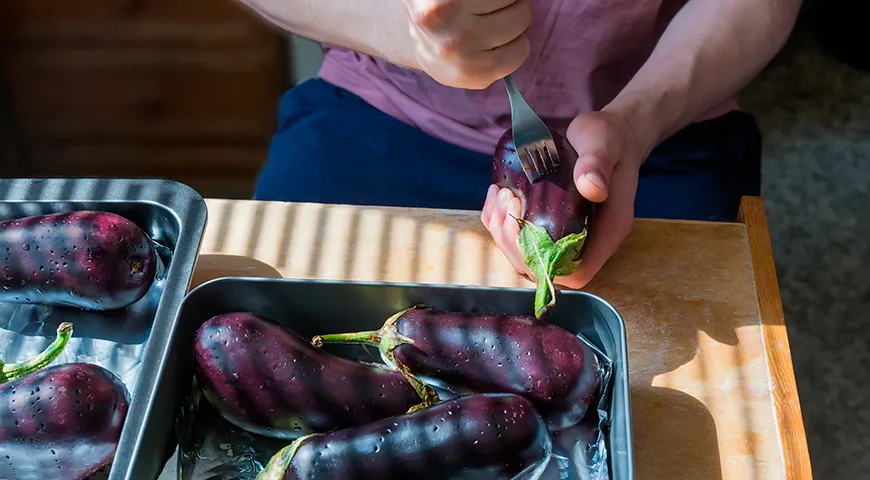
top-left (314, 307), bottom-right (602, 431)
top-left (0, 363), bottom-right (131, 480)
top-left (259, 393), bottom-right (551, 480)
top-left (493, 128), bottom-right (594, 249)
top-left (193, 312), bottom-right (423, 440)
top-left (0, 211), bottom-right (157, 310)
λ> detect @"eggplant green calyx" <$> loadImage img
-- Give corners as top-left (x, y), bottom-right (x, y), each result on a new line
top-left (257, 433), bottom-right (320, 480)
top-left (515, 218), bottom-right (587, 319)
top-left (311, 306), bottom-right (440, 409)
top-left (0, 322), bottom-right (73, 384)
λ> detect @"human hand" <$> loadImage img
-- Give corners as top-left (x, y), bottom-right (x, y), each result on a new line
top-left (481, 110), bottom-right (649, 289)
top-left (402, 0), bottom-right (531, 89)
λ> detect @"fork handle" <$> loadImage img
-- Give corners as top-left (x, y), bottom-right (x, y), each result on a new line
top-left (503, 75), bottom-right (538, 124)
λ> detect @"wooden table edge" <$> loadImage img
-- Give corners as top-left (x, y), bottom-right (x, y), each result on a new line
top-left (738, 196), bottom-right (813, 479)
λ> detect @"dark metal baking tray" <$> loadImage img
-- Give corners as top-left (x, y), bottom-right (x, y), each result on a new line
top-left (0, 178), bottom-right (208, 480)
top-left (140, 277), bottom-right (634, 480)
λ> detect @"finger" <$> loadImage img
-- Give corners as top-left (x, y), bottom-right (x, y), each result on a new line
top-left (481, 184), bottom-right (499, 225)
top-left (486, 187), bottom-right (512, 233)
top-left (567, 119), bottom-right (620, 203)
top-left (500, 197), bottom-right (529, 274)
top-left (559, 164), bottom-right (637, 289)
top-left (473, 1), bottom-right (531, 50)
top-left (471, 0), bottom-right (520, 15)
top-left (473, 33), bottom-right (530, 79)
top-left (574, 153), bottom-right (612, 203)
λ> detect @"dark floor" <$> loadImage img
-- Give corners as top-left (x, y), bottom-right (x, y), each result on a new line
top-left (740, 6), bottom-right (870, 478)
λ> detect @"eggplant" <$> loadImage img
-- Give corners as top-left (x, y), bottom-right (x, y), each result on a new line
top-left (0, 210), bottom-right (157, 310)
top-left (493, 128), bottom-right (595, 317)
top-left (193, 312), bottom-right (437, 440)
top-left (313, 306), bottom-right (601, 431)
top-left (257, 393), bottom-right (552, 480)
top-left (1, 322), bottom-right (130, 480)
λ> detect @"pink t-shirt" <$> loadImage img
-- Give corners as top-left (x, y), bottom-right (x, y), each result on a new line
top-left (318, 0), bottom-right (738, 155)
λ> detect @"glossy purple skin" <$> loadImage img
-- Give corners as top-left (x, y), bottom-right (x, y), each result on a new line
top-left (0, 363), bottom-right (131, 480)
top-left (285, 394), bottom-right (551, 480)
top-left (493, 128), bottom-right (594, 245)
top-left (0, 211), bottom-right (157, 310)
top-left (194, 313), bottom-right (421, 440)
top-left (392, 309), bottom-right (601, 431)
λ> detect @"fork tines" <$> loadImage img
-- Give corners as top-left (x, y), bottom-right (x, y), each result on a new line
top-left (520, 141), bottom-right (561, 183)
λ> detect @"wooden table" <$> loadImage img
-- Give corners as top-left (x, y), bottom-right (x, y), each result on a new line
top-left (190, 196), bottom-right (812, 480)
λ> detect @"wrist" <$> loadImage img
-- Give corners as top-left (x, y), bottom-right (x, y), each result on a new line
top-left (602, 95), bottom-right (662, 162)
top-left (602, 84), bottom-right (689, 164)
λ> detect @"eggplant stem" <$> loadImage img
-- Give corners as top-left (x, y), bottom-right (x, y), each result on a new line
top-left (312, 306), bottom-right (439, 407)
top-left (312, 306), bottom-right (418, 355)
top-left (257, 433), bottom-right (320, 480)
top-left (394, 359), bottom-right (440, 411)
top-left (312, 330), bottom-right (382, 347)
top-left (534, 273), bottom-right (557, 319)
top-left (0, 322), bottom-right (73, 384)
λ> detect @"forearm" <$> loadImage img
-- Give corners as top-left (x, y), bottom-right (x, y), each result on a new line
top-left (605, 0), bottom-right (803, 153)
top-left (233, 0), bottom-right (419, 69)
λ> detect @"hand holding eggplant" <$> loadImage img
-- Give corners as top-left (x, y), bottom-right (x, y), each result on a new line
top-left (484, 127), bottom-right (594, 318)
top-left (257, 393), bottom-right (552, 480)
top-left (483, 111), bottom-right (645, 316)
top-left (313, 306), bottom-right (601, 431)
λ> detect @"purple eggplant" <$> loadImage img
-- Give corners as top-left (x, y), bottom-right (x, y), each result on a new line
top-left (257, 393), bottom-right (552, 480)
top-left (313, 306), bottom-right (601, 431)
top-left (493, 128), bottom-right (596, 317)
top-left (0, 210), bottom-right (157, 310)
top-left (0, 323), bottom-right (131, 480)
top-left (193, 312), bottom-right (437, 440)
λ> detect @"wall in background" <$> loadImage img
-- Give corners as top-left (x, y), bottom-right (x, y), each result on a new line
top-left (289, 35), bottom-right (325, 85)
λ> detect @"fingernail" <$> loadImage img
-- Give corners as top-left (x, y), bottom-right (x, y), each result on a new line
top-left (485, 184), bottom-right (498, 203)
top-left (583, 172), bottom-right (607, 191)
top-left (508, 197), bottom-right (522, 218)
top-left (497, 188), bottom-right (511, 208)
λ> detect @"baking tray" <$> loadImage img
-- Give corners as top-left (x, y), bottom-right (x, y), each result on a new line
top-left (0, 178), bottom-right (208, 480)
top-left (141, 277), bottom-right (634, 480)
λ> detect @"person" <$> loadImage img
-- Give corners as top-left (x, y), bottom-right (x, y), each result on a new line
top-left (241, 0), bottom-right (803, 288)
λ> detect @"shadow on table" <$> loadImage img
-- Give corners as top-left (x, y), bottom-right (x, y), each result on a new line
top-left (585, 220), bottom-right (769, 480)
top-left (190, 254), bottom-right (284, 290)
top-left (631, 386), bottom-right (723, 479)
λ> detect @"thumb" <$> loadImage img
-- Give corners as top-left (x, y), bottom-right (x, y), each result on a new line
top-left (567, 117), bottom-right (620, 203)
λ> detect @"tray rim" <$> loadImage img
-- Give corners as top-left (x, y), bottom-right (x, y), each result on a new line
top-left (172, 275), bottom-right (635, 479)
top-left (0, 177), bottom-right (209, 480)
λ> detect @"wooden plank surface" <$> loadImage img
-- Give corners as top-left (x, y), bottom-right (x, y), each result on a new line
top-left (193, 197), bottom-right (810, 479)
top-left (739, 197), bottom-right (813, 479)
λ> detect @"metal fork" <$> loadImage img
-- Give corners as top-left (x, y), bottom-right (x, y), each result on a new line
top-left (503, 74), bottom-right (561, 184)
